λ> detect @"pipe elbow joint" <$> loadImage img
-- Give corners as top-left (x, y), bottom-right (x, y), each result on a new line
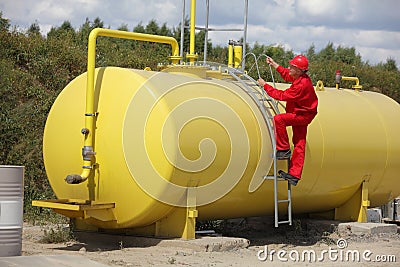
top-left (65, 174), bottom-right (86, 184)
top-left (65, 167), bottom-right (91, 184)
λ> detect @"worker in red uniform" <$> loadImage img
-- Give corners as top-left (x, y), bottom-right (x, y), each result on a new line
top-left (257, 55), bottom-right (318, 186)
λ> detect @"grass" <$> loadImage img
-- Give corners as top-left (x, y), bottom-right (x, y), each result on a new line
top-left (40, 224), bottom-right (75, 243)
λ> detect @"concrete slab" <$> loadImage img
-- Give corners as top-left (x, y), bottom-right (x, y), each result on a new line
top-left (338, 222), bottom-right (398, 235)
top-left (0, 255), bottom-right (110, 267)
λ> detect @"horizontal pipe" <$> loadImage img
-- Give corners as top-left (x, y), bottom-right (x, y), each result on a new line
top-left (341, 76), bottom-right (362, 91)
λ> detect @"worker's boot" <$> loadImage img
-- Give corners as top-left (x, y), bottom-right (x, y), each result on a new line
top-left (278, 170), bottom-right (300, 186)
top-left (276, 149), bottom-right (291, 160)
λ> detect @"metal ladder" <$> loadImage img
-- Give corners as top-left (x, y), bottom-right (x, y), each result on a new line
top-left (226, 67), bottom-right (292, 228)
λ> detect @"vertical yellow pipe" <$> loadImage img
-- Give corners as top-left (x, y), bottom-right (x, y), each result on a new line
top-left (233, 42), bottom-right (243, 68)
top-left (190, 0), bottom-right (195, 56)
top-left (228, 40), bottom-right (234, 67)
top-left (186, 0), bottom-right (198, 63)
top-left (80, 29), bottom-right (98, 176)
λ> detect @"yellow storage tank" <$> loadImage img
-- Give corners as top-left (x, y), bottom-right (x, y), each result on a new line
top-left (35, 64), bottom-right (400, 239)
top-left (32, 25), bottom-right (400, 239)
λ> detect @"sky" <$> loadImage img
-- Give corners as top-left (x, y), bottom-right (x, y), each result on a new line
top-left (1, 0), bottom-right (399, 67)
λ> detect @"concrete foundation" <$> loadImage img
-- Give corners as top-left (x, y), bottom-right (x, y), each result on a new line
top-left (338, 222), bottom-right (398, 235)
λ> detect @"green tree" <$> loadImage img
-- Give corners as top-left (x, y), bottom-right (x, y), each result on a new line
top-left (117, 23), bottom-right (129, 31)
top-left (318, 42), bottom-right (335, 61)
top-left (92, 17), bottom-right (104, 28)
top-left (133, 22), bottom-right (145, 33)
top-left (336, 45), bottom-right (361, 65)
top-left (159, 22), bottom-right (172, 36)
top-left (381, 57), bottom-right (398, 72)
top-left (0, 12), bottom-right (10, 31)
top-left (145, 19), bottom-right (160, 35)
top-left (27, 22), bottom-right (41, 36)
top-left (305, 43), bottom-right (316, 61)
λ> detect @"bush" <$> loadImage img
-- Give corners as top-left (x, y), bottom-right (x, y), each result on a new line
top-left (40, 224), bottom-right (74, 243)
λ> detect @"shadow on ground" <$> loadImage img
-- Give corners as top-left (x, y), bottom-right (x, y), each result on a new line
top-left (52, 216), bottom-right (338, 252)
top-left (208, 216), bottom-right (340, 247)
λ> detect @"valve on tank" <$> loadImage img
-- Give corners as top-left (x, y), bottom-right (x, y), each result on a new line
top-left (64, 146), bottom-right (96, 184)
top-left (336, 70), bottom-right (363, 91)
top-left (335, 70), bottom-right (341, 89)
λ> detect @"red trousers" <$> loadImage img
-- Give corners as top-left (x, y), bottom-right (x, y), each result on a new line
top-left (274, 113), bottom-right (315, 179)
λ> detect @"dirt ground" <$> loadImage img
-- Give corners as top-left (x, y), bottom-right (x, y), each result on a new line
top-left (21, 217), bottom-right (400, 267)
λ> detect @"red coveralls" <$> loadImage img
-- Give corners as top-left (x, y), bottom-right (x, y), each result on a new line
top-left (263, 66), bottom-right (318, 179)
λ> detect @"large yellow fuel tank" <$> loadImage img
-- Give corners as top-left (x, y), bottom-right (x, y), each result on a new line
top-left (41, 66), bottom-right (400, 235)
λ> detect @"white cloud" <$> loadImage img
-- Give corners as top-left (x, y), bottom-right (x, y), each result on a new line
top-left (354, 30), bottom-right (400, 50)
top-left (358, 46), bottom-right (400, 65)
top-left (297, 0), bottom-right (338, 15)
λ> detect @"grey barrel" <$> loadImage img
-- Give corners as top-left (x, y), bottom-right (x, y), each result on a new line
top-left (0, 166), bottom-right (24, 257)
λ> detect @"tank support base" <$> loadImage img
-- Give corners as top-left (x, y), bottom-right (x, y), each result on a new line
top-left (155, 187), bottom-right (198, 240)
top-left (335, 179), bottom-right (370, 222)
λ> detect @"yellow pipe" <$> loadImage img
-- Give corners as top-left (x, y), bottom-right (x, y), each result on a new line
top-left (190, 0), bottom-right (195, 56)
top-left (65, 28), bottom-right (182, 184)
top-left (233, 42), bottom-right (243, 68)
top-left (341, 76), bottom-right (363, 91)
top-left (228, 40), bottom-right (234, 67)
top-left (186, 0), bottom-right (198, 63)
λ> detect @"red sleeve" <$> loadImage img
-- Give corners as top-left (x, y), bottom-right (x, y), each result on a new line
top-left (276, 66), bottom-right (295, 83)
top-left (263, 83), bottom-right (302, 102)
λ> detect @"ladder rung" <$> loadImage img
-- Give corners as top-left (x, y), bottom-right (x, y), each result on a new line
top-left (263, 175), bottom-right (286, 181)
top-left (278, 220), bottom-right (291, 224)
top-left (264, 175), bottom-right (283, 180)
top-left (278, 199), bottom-right (290, 203)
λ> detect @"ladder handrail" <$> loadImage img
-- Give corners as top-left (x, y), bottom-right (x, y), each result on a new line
top-left (225, 67), bottom-right (292, 228)
top-left (205, 62), bottom-right (292, 228)
top-left (257, 54), bottom-right (288, 111)
top-left (226, 68), bottom-right (277, 153)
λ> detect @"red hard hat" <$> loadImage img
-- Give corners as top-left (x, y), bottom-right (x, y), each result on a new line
top-left (289, 55), bottom-right (308, 71)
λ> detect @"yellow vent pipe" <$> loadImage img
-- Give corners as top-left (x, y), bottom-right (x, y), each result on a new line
top-left (335, 70), bottom-right (362, 91)
top-left (228, 40), bottom-right (234, 67)
top-left (186, 0), bottom-right (199, 63)
top-left (341, 76), bottom-right (363, 91)
top-left (65, 28), bottom-right (182, 184)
